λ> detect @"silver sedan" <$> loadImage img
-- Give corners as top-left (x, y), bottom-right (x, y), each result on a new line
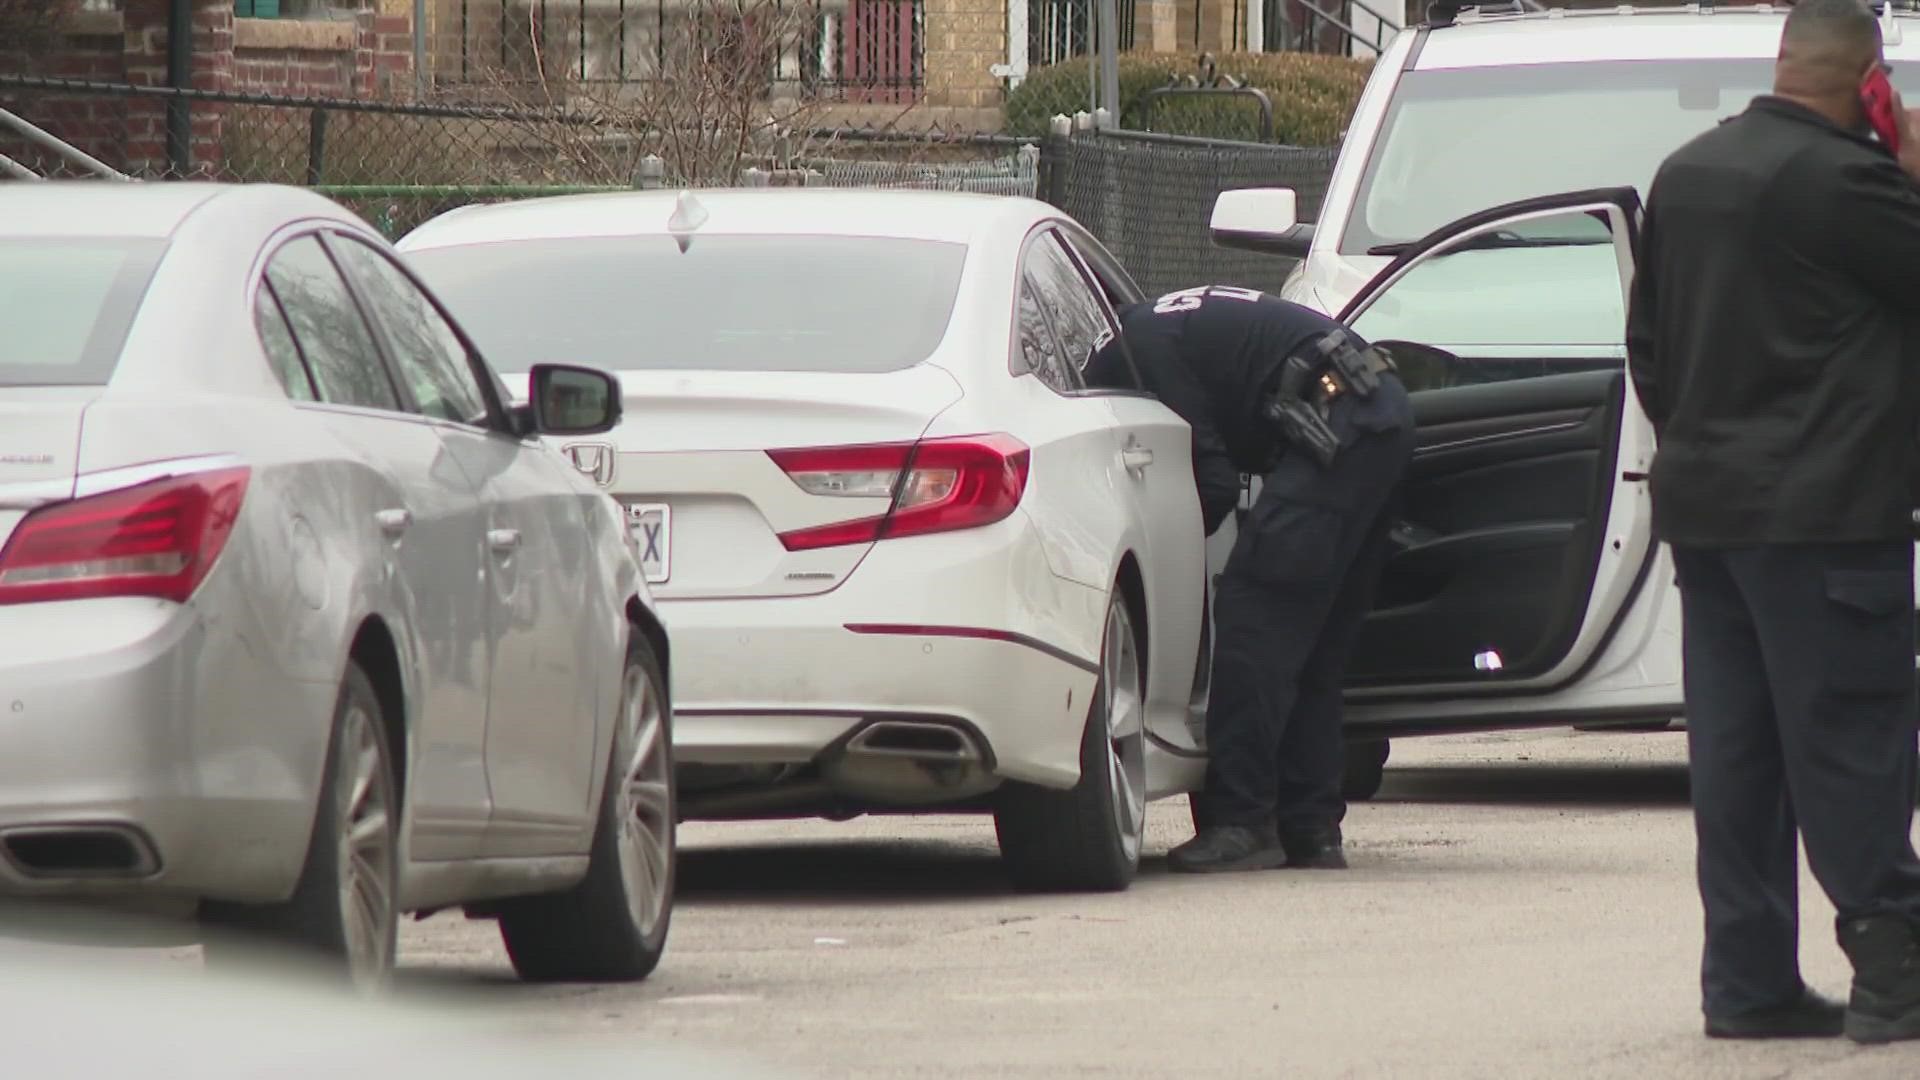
top-left (0, 182), bottom-right (676, 989)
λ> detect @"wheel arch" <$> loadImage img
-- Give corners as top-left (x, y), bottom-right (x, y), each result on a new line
top-left (347, 615), bottom-right (409, 806)
top-left (625, 594), bottom-right (671, 699)
top-left (1114, 551), bottom-right (1148, 672)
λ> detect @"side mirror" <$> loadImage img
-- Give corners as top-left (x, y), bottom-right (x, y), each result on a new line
top-left (526, 363), bottom-right (623, 437)
top-left (1210, 188), bottom-right (1315, 259)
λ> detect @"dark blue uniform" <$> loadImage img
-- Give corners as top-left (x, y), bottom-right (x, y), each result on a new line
top-left (1091, 286), bottom-right (1415, 873)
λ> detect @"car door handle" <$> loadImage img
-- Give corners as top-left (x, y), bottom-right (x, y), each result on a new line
top-left (375, 508), bottom-right (411, 537)
top-left (1121, 446), bottom-right (1155, 471)
top-left (488, 528), bottom-right (522, 554)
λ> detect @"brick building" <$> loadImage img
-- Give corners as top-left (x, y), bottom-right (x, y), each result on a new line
top-left (9, 0), bottom-right (1359, 176)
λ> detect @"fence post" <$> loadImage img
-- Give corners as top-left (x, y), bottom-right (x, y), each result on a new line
top-left (635, 154), bottom-right (666, 189)
top-left (305, 108), bottom-right (329, 186)
top-left (1038, 113), bottom-right (1074, 209)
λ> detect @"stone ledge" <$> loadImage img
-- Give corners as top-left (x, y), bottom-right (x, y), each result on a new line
top-left (67, 10), bottom-right (124, 37)
top-left (235, 17), bottom-right (354, 52)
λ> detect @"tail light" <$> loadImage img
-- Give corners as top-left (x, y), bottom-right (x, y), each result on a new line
top-left (0, 466), bottom-right (251, 606)
top-left (768, 434), bottom-right (1030, 551)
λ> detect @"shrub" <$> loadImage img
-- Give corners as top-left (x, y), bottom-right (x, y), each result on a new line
top-left (1004, 51), bottom-right (1373, 146)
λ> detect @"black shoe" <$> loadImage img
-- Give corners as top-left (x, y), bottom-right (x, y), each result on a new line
top-left (1840, 914), bottom-right (1920, 1044)
top-left (1279, 824), bottom-right (1347, 870)
top-left (1168, 826), bottom-right (1288, 874)
top-left (1704, 987), bottom-right (1845, 1040)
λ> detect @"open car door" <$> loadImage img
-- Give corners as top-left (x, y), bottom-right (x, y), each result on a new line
top-left (1321, 186), bottom-right (1659, 721)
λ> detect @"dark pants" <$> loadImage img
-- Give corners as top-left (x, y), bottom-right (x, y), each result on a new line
top-left (1673, 543), bottom-right (1920, 1017)
top-left (1202, 377), bottom-right (1416, 833)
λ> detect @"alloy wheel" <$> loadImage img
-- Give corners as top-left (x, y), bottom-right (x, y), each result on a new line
top-left (335, 702), bottom-right (395, 990)
top-left (1103, 601), bottom-right (1147, 865)
top-left (614, 663), bottom-right (673, 936)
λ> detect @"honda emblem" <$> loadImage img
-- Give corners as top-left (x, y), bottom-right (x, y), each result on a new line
top-left (564, 442), bottom-right (616, 487)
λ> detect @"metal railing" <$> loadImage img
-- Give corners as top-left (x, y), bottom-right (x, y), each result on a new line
top-left (447, 0), bottom-right (925, 100)
top-left (0, 104), bottom-right (132, 181)
top-left (1264, 0), bottom-right (1402, 56)
top-left (1028, 0), bottom-right (1137, 68)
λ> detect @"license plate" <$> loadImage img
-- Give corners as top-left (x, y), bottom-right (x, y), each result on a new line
top-left (625, 503), bottom-right (671, 584)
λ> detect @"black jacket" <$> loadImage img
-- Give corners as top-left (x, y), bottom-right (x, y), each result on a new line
top-left (1626, 96), bottom-right (1920, 546)
top-left (1090, 287), bottom-right (1352, 534)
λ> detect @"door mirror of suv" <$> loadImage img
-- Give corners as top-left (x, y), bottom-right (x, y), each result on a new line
top-left (1211, 188), bottom-right (1314, 258)
top-left (527, 363), bottom-right (623, 436)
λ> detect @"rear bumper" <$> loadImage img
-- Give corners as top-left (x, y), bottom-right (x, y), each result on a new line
top-left (660, 519), bottom-right (1107, 793)
top-left (0, 595), bottom-right (334, 910)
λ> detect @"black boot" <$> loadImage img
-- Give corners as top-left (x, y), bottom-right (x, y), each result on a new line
top-left (1168, 825), bottom-right (1288, 874)
top-left (1839, 914), bottom-right (1920, 1044)
top-left (1279, 823), bottom-right (1347, 870)
top-left (1704, 987), bottom-right (1845, 1039)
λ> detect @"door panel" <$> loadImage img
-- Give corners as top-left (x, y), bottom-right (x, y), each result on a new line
top-left (1352, 368), bottom-right (1626, 686)
top-left (259, 234), bottom-right (494, 861)
top-left (1331, 188), bottom-right (1655, 701)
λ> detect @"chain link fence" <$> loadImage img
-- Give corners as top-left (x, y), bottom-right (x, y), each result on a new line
top-left (1, 74), bottom-right (1339, 297)
top-left (1040, 122), bottom-right (1337, 297)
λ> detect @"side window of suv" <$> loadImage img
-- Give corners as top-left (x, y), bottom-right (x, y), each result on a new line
top-left (262, 236), bottom-right (401, 411)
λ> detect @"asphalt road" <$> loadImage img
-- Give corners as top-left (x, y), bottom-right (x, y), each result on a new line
top-left (368, 726), bottom-right (1920, 1080)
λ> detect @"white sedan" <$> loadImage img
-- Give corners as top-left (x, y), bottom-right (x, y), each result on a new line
top-left (400, 190), bottom-right (1211, 892)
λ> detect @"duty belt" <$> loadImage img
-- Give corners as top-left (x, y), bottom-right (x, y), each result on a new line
top-left (1258, 330), bottom-right (1396, 469)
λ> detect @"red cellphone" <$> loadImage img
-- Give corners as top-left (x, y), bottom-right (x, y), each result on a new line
top-left (1863, 64), bottom-right (1900, 152)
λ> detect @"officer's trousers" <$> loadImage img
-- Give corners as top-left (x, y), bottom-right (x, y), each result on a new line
top-left (1202, 380), bottom-right (1415, 833)
top-left (1673, 542), bottom-right (1920, 1017)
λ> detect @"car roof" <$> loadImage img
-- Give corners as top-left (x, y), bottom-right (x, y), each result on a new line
top-left (1415, 5), bottom-right (1920, 69)
top-left (0, 180), bottom-right (367, 240)
top-left (0, 180), bottom-right (229, 238)
top-left (397, 187), bottom-right (1054, 251)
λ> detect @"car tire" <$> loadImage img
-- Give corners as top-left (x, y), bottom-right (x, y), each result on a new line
top-left (994, 594), bottom-right (1147, 893)
top-left (497, 633), bottom-right (676, 983)
top-left (1343, 738), bottom-right (1390, 801)
top-left (201, 660), bottom-right (400, 991)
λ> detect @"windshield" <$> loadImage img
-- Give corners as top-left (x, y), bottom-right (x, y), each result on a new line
top-left (405, 234), bottom-right (969, 375)
top-left (1342, 58), bottom-right (1920, 254)
top-left (0, 238), bottom-right (164, 387)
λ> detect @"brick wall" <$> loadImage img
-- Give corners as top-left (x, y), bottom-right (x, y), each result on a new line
top-left (924, 0), bottom-right (1005, 111)
top-left (233, 0), bottom-right (415, 98)
top-left (6, 1), bottom-right (419, 176)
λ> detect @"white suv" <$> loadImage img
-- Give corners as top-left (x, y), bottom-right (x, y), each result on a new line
top-left (1201, 2), bottom-right (1920, 798)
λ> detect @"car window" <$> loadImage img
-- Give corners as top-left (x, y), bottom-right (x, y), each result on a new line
top-left (263, 236), bottom-right (400, 411)
top-left (0, 238), bottom-right (163, 388)
top-left (1025, 231), bottom-right (1111, 375)
top-left (1344, 58), bottom-right (1920, 255)
top-left (404, 234), bottom-right (966, 375)
top-left (1346, 206), bottom-right (1626, 391)
top-left (252, 283), bottom-right (318, 402)
top-left (1014, 275), bottom-right (1081, 393)
top-left (1050, 231), bottom-right (1143, 393)
top-left (329, 236), bottom-right (491, 427)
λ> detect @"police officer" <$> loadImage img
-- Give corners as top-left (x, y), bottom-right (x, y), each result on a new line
top-left (1089, 285), bottom-right (1415, 874)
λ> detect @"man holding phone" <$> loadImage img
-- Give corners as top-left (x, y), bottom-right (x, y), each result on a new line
top-left (1628, 0), bottom-right (1920, 1045)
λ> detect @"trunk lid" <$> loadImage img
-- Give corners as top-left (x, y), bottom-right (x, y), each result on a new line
top-left (0, 388), bottom-right (93, 552)
top-left (519, 365), bottom-right (965, 600)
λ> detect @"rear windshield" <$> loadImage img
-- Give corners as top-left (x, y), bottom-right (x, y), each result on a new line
top-left (404, 233), bottom-right (969, 375)
top-left (0, 238), bottom-right (165, 387)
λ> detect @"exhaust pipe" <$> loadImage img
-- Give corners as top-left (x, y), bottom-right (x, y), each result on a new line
top-left (844, 721), bottom-right (982, 762)
top-left (1, 825), bottom-right (160, 879)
